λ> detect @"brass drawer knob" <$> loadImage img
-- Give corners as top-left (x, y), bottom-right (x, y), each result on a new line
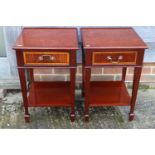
top-left (38, 55), bottom-right (55, 61)
top-left (107, 55), bottom-right (123, 64)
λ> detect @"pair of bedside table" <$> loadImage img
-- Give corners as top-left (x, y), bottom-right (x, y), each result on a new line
top-left (13, 27), bottom-right (148, 122)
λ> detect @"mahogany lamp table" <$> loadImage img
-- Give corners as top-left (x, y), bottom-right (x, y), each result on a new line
top-left (13, 28), bottom-right (78, 122)
top-left (81, 27), bottom-right (148, 121)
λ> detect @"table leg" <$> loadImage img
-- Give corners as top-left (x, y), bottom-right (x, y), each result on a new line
top-left (122, 67), bottom-right (127, 81)
top-left (82, 63), bottom-right (85, 97)
top-left (18, 68), bottom-right (30, 123)
top-left (129, 67), bottom-right (142, 121)
top-left (84, 67), bottom-right (91, 122)
top-left (27, 68), bottom-right (34, 89)
top-left (70, 68), bottom-right (76, 122)
top-left (29, 68), bottom-right (34, 82)
top-left (82, 46), bottom-right (85, 97)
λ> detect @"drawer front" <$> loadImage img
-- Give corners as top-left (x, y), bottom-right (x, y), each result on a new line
top-left (92, 51), bottom-right (137, 65)
top-left (23, 52), bottom-right (69, 66)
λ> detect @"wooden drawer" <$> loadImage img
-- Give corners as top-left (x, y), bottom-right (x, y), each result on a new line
top-left (23, 52), bottom-right (69, 66)
top-left (92, 51), bottom-right (137, 65)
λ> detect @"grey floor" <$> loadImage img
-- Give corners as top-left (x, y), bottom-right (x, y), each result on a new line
top-left (0, 88), bottom-right (155, 129)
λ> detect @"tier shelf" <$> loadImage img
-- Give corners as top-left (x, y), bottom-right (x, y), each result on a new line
top-left (28, 82), bottom-right (71, 107)
top-left (89, 81), bottom-right (130, 107)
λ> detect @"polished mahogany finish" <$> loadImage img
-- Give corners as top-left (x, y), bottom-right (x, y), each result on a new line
top-left (81, 27), bottom-right (148, 121)
top-left (89, 81), bottom-right (130, 107)
top-left (28, 82), bottom-right (71, 107)
top-left (13, 28), bottom-right (78, 50)
top-left (92, 51), bottom-right (137, 65)
top-left (23, 51), bottom-right (69, 66)
top-left (81, 27), bottom-right (147, 49)
top-left (13, 27), bottom-right (78, 122)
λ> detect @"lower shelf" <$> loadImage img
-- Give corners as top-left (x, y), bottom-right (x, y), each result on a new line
top-left (89, 81), bottom-right (131, 107)
top-left (28, 82), bottom-right (71, 107)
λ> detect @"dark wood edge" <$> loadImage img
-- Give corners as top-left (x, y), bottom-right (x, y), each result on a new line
top-left (83, 46), bottom-right (148, 50)
top-left (16, 66), bottom-right (77, 69)
top-left (84, 65), bottom-right (143, 68)
top-left (22, 27), bottom-right (78, 30)
top-left (80, 27), bottom-right (133, 29)
top-left (13, 47), bottom-right (79, 50)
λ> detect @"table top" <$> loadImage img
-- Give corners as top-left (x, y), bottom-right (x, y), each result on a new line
top-left (13, 28), bottom-right (79, 50)
top-left (81, 27), bottom-right (148, 50)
